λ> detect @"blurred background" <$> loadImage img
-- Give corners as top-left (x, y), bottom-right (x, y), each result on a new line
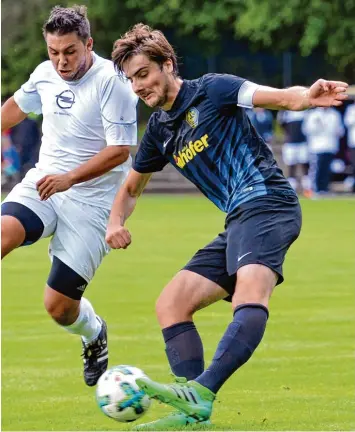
top-left (2, 0), bottom-right (355, 197)
top-left (2, 3), bottom-right (355, 431)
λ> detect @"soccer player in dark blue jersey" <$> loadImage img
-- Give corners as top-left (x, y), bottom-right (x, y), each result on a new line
top-left (107, 24), bottom-right (348, 429)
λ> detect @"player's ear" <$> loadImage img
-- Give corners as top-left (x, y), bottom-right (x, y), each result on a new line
top-left (163, 59), bottom-right (173, 74)
top-left (86, 37), bottom-right (94, 51)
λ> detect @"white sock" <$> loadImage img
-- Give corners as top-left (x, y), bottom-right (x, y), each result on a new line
top-left (64, 297), bottom-right (102, 344)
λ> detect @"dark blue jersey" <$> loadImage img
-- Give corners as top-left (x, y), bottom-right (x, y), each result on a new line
top-left (133, 74), bottom-right (296, 214)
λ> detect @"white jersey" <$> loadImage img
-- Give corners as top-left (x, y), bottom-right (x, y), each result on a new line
top-left (344, 104), bottom-right (355, 149)
top-left (302, 107), bottom-right (344, 154)
top-left (14, 52), bottom-right (138, 209)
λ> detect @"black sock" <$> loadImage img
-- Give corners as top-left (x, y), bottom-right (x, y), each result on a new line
top-left (195, 304), bottom-right (269, 393)
top-left (162, 321), bottom-right (204, 380)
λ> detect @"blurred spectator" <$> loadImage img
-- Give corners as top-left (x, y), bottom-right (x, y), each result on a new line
top-left (1, 130), bottom-right (21, 187)
top-left (247, 107), bottom-right (274, 146)
top-left (10, 115), bottom-right (41, 176)
top-left (302, 107), bottom-right (345, 195)
top-left (277, 110), bottom-right (310, 195)
top-left (344, 103), bottom-right (355, 193)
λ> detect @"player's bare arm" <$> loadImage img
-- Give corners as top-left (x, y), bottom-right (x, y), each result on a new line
top-left (1, 97), bottom-right (27, 132)
top-left (106, 169), bottom-right (152, 249)
top-left (253, 79), bottom-right (348, 111)
top-left (36, 145), bottom-right (130, 200)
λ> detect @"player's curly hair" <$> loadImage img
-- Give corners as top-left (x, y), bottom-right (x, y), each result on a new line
top-left (112, 24), bottom-right (178, 77)
top-left (43, 5), bottom-right (91, 42)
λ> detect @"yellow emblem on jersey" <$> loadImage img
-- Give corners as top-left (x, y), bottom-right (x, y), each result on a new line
top-left (174, 134), bottom-right (209, 169)
top-left (186, 107), bottom-right (199, 128)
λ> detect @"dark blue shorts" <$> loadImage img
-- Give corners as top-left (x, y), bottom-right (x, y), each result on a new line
top-left (183, 195), bottom-right (302, 301)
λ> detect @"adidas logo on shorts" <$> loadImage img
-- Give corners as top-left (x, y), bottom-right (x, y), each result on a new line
top-left (77, 284), bottom-right (87, 292)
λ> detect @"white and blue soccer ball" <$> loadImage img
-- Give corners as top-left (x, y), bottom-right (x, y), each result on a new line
top-left (96, 365), bottom-right (151, 422)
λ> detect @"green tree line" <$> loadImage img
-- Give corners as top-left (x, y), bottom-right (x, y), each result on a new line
top-left (2, 0), bottom-right (354, 96)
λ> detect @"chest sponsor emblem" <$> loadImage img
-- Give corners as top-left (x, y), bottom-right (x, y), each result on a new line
top-left (56, 89), bottom-right (76, 109)
top-left (173, 134), bottom-right (209, 169)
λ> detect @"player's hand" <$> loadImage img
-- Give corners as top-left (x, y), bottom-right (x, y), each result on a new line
top-left (309, 79), bottom-right (348, 107)
top-left (106, 223), bottom-right (131, 249)
top-left (36, 173), bottom-right (75, 200)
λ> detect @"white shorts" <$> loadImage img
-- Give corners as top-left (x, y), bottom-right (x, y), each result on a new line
top-left (282, 142), bottom-right (309, 166)
top-left (3, 168), bottom-right (124, 282)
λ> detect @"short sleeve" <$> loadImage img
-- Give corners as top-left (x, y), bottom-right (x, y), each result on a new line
top-left (133, 120), bottom-right (169, 173)
top-left (203, 74), bottom-right (259, 110)
top-left (13, 70), bottom-right (42, 115)
top-left (100, 75), bottom-right (138, 146)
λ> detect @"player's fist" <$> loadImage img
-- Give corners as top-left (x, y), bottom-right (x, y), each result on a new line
top-left (106, 223), bottom-right (131, 249)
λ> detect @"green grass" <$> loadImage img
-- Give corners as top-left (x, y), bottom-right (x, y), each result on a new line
top-left (2, 195), bottom-right (355, 431)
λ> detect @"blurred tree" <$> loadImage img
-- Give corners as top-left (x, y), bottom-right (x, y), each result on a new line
top-left (235, 0), bottom-right (355, 81)
top-left (125, 0), bottom-right (355, 81)
top-left (2, 0), bottom-right (52, 97)
top-left (2, 0), bottom-right (354, 98)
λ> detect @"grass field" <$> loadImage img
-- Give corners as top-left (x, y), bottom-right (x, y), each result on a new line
top-left (2, 195), bottom-right (355, 431)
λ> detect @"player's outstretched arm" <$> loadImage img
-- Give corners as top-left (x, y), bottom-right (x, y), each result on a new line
top-left (253, 79), bottom-right (348, 111)
top-left (1, 96), bottom-right (27, 133)
top-left (106, 169), bottom-right (152, 249)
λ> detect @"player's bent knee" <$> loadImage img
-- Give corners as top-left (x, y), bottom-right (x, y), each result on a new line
top-left (45, 256), bottom-right (88, 325)
top-left (44, 299), bottom-right (78, 325)
top-left (155, 273), bottom-right (200, 318)
top-left (1, 202), bottom-right (45, 254)
top-left (44, 286), bottom-right (80, 326)
top-left (155, 293), bottom-right (185, 322)
top-left (1, 215), bottom-right (26, 258)
top-left (155, 286), bottom-right (194, 326)
top-left (155, 270), bottom-right (225, 327)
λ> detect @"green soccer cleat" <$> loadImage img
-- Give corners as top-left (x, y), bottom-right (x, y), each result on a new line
top-left (133, 411), bottom-right (211, 430)
top-left (136, 377), bottom-right (215, 421)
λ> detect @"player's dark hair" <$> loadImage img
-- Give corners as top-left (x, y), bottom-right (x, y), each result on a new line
top-left (112, 23), bottom-right (178, 77)
top-left (43, 5), bottom-right (91, 42)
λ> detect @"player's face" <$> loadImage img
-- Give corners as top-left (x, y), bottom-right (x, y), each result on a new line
top-left (123, 54), bottom-right (172, 108)
top-left (46, 32), bottom-right (93, 81)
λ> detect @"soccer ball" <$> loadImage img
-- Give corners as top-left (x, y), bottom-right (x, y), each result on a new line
top-left (96, 365), bottom-right (151, 422)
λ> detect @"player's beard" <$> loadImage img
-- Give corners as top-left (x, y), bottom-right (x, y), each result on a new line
top-left (62, 54), bottom-right (92, 82)
top-left (147, 81), bottom-right (169, 108)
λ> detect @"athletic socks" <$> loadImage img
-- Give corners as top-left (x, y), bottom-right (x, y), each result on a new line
top-left (162, 321), bottom-right (204, 380)
top-left (64, 297), bottom-right (102, 344)
top-left (195, 303), bottom-right (269, 393)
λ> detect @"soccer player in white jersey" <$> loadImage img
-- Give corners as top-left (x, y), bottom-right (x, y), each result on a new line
top-left (1, 5), bottom-right (138, 386)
